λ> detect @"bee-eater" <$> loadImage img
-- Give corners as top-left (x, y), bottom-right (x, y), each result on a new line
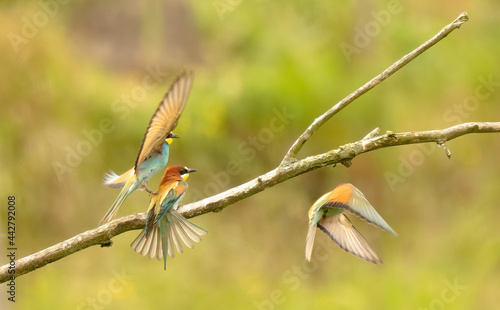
top-left (131, 165), bottom-right (207, 270)
top-left (305, 183), bottom-right (397, 264)
top-left (98, 71), bottom-right (194, 226)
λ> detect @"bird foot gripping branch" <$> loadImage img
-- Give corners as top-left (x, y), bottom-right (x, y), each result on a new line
top-left (99, 71), bottom-right (193, 226)
top-left (99, 71), bottom-right (206, 270)
top-left (6, 12), bottom-right (500, 283)
top-left (131, 166), bottom-right (206, 270)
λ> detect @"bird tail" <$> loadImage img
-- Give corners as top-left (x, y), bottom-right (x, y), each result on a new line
top-left (103, 168), bottom-right (134, 189)
top-left (131, 224), bottom-right (163, 261)
top-left (98, 174), bottom-right (137, 226)
top-left (131, 210), bottom-right (207, 270)
top-left (305, 223), bottom-right (317, 262)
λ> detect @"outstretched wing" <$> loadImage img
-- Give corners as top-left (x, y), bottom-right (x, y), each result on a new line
top-left (322, 183), bottom-right (397, 235)
top-left (318, 213), bottom-right (382, 264)
top-left (134, 71), bottom-right (194, 169)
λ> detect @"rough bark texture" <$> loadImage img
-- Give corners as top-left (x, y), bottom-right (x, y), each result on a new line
top-left (1, 12), bottom-right (484, 284)
top-left (281, 13), bottom-right (469, 164)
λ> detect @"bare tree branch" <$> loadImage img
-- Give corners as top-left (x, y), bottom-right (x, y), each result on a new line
top-left (0, 214), bottom-right (144, 284)
top-left (281, 12), bottom-right (469, 165)
top-left (180, 122), bottom-right (500, 218)
top-left (2, 121), bottom-right (499, 283)
top-left (1, 12), bottom-right (487, 283)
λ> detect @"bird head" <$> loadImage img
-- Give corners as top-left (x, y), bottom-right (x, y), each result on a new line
top-left (180, 167), bottom-right (197, 181)
top-left (308, 192), bottom-right (330, 224)
top-left (160, 165), bottom-right (197, 185)
top-left (308, 205), bottom-right (321, 224)
top-left (165, 132), bottom-right (180, 145)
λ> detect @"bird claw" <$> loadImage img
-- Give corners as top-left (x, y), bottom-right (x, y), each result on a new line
top-left (144, 184), bottom-right (158, 195)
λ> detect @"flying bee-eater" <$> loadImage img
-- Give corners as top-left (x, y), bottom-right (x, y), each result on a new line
top-left (98, 71), bottom-right (194, 226)
top-left (131, 165), bottom-right (207, 270)
top-left (305, 183), bottom-right (397, 264)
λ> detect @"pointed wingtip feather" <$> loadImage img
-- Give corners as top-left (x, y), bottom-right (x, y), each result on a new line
top-left (317, 214), bottom-right (383, 264)
top-left (323, 184), bottom-right (397, 236)
top-left (305, 224), bottom-right (317, 262)
top-left (133, 70), bottom-right (194, 170)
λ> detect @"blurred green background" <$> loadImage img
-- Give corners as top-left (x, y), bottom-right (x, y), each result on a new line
top-left (2, 0), bottom-right (500, 309)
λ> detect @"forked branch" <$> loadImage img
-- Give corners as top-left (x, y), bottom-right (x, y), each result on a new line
top-left (1, 12), bottom-right (486, 284)
top-left (281, 12), bottom-right (469, 165)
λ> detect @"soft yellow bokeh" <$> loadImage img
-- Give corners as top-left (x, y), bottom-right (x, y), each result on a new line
top-left (2, 1), bottom-right (500, 309)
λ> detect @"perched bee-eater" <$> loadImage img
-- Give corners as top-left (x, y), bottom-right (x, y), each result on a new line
top-left (305, 183), bottom-right (397, 264)
top-left (98, 71), bottom-right (194, 226)
top-left (131, 165), bottom-right (207, 270)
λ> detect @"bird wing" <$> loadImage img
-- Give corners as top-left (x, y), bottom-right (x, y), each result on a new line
top-left (322, 183), bottom-right (397, 235)
top-left (317, 213), bottom-right (382, 264)
top-left (155, 181), bottom-right (188, 222)
top-left (144, 179), bottom-right (187, 237)
top-left (305, 223), bottom-right (317, 262)
top-left (134, 71), bottom-right (194, 170)
top-left (144, 194), bottom-right (160, 237)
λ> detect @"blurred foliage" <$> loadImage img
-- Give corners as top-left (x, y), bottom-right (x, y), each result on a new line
top-left (1, 0), bottom-right (500, 309)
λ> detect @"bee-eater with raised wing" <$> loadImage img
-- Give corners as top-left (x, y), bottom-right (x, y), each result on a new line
top-left (305, 183), bottom-right (397, 264)
top-left (131, 165), bottom-right (207, 270)
top-left (98, 71), bottom-right (194, 226)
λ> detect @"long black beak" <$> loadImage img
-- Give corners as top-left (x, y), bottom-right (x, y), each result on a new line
top-left (187, 168), bottom-right (197, 174)
top-left (169, 132), bottom-right (180, 139)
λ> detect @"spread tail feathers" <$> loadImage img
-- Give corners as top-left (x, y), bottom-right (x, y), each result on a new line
top-left (131, 210), bottom-right (207, 270)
